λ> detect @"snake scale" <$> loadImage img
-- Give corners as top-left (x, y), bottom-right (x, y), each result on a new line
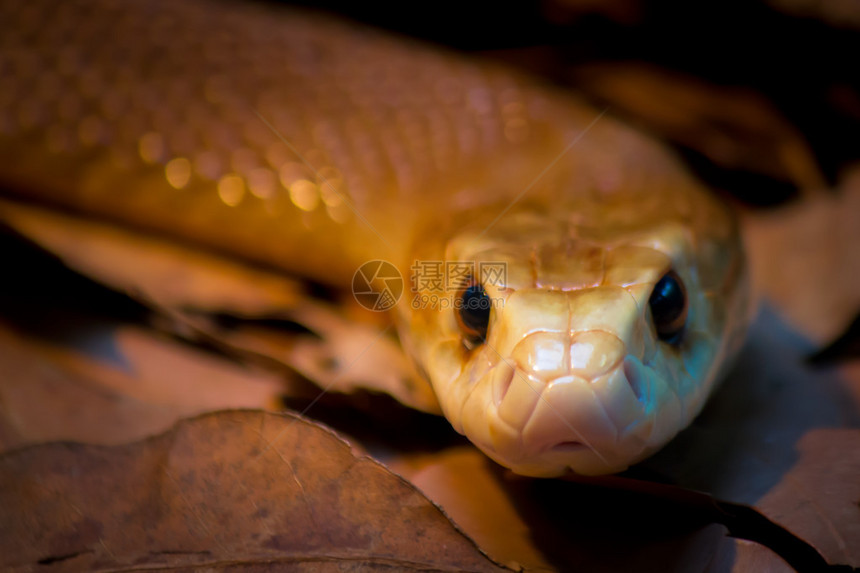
top-left (0, 0), bottom-right (750, 476)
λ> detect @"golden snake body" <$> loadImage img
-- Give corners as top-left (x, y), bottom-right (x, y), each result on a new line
top-left (0, 0), bottom-right (750, 475)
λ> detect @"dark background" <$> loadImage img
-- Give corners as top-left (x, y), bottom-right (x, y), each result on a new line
top-left (269, 0), bottom-right (860, 206)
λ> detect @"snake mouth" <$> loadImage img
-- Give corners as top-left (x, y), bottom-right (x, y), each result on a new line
top-left (492, 361), bottom-right (515, 405)
top-left (483, 364), bottom-right (648, 474)
top-left (464, 354), bottom-right (674, 476)
top-left (623, 357), bottom-right (646, 402)
top-left (549, 440), bottom-right (587, 453)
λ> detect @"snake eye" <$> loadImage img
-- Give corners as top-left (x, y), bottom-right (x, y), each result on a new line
top-left (649, 270), bottom-right (688, 344)
top-left (457, 282), bottom-right (491, 347)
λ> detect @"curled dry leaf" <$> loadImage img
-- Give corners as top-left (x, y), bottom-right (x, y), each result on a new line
top-left (175, 303), bottom-right (440, 414)
top-left (0, 410), bottom-right (508, 572)
top-left (285, 303), bottom-right (438, 412)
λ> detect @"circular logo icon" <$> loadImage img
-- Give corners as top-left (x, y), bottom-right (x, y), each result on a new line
top-left (352, 260), bottom-right (403, 311)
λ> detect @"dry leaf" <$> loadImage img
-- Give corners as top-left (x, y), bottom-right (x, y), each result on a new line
top-left (388, 447), bottom-right (555, 572)
top-left (178, 303), bottom-right (440, 414)
top-left (741, 166), bottom-right (860, 343)
top-left (0, 410), bottom-right (508, 572)
top-left (0, 201), bottom-right (439, 412)
top-left (726, 540), bottom-right (794, 572)
top-left (0, 199), bottom-right (303, 315)
top-left (756, 429), bottom-right (860, 567)
top-left (0, 322), bottom-right (284, 454)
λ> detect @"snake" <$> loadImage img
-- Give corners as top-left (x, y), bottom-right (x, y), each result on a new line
top-left (0, 0), bottom-right (750, 476)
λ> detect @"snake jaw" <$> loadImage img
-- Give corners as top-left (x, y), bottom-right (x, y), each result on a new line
top-left (453, 301), bottom-right (699, 476)
top-left (461, 358), bottom-right (688, 476)
top-left (421, 283), bottom-right (690, 476)
top-left (491, 359), bottom-right (516, 406)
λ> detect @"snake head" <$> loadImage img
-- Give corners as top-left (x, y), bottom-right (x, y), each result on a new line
top-left (401, 189), bottom-right (749, 477)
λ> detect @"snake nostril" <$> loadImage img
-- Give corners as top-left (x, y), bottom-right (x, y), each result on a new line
top-left (624, 359), bottom-right (645, 402)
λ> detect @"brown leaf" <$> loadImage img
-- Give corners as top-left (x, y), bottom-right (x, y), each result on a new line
top-left (178, 303), bottom-right (440, 414)
top-left (389, 447), bottom-right (555, 572)
top-left (0, 410), bottom-right (508, 572)
top-left (0, 200), bottom-right (438, 412)
top-left (0, 322), bottom-right (284, 454)
top-left (0, 199), bottom-right (303, 315)
top-left (741, 166), bottom-right (860, 343)
top-left (729, 539), bottom-right (795, 572)
top-left (756, 429), bottom-right (860, 567)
